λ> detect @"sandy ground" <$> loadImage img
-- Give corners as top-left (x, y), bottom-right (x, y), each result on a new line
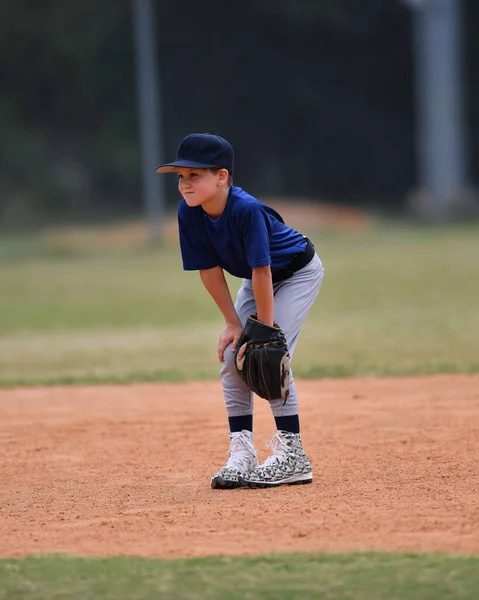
top-left (1, 375), bottom-right (478, 559)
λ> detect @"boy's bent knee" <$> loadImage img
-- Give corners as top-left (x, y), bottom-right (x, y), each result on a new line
top-left (220, 344), bottom-right (236, 376)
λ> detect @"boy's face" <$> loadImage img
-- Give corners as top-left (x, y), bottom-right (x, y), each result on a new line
top-left (175, 168), bottom-right (228, 207)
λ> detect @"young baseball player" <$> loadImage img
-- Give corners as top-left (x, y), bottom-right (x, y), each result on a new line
top-left (156, 133), bottom-right (324, 489)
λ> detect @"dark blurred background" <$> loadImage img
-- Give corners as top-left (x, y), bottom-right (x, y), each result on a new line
top-left (1, 0), bottom-right (478, 229)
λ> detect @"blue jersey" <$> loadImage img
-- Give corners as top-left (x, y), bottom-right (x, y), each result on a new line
top-left (178, 186), bottom-right (307, 279)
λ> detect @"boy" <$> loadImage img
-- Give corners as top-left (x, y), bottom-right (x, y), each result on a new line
top-left (156, 133), bottom-right (324, 489)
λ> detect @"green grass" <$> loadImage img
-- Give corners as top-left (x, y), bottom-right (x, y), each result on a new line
top-left (1, 222), bottom-right (478, 386)
top-left (1, 553), bottom-right (478, 600)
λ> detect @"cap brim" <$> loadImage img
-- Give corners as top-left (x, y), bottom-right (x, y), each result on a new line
top-left (155, 160), bottom-right (220, 173)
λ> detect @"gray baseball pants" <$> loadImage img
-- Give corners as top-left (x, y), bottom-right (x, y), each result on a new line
top-left (220, 253), bottom-right (324, 417)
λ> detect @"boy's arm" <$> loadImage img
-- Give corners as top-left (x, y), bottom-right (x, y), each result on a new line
top-left (200, 267), bottom-right (240, 325)
top-left (199, 267), bottom-right (243, 362)
top-left (251, 265), bottom-right (274, 326)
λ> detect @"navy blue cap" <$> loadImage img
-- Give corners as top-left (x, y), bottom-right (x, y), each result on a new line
top-left (156, 133), bottom-right (234, 176)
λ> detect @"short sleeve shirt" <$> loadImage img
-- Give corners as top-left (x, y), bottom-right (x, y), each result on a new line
top-left (178, 186), bottom-right (307, 279)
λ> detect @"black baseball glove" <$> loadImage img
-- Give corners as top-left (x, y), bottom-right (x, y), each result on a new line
top-left (234, 314), bottom-right (291, 403)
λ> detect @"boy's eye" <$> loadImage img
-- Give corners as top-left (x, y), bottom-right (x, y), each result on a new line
top-left (190, 172), bottom-right (198, 178)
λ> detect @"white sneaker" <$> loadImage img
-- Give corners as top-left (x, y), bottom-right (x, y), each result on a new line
top-left (241, 430), bottom-right (313, 488)
top-left (211, 430), bottom-right (258, 489)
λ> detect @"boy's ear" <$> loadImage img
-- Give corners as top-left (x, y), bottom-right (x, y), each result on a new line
top-left (217, 169), bottom-right (229, 185)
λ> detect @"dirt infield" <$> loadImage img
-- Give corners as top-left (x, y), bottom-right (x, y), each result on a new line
top-left (1, 375), bottom-right (478, 559)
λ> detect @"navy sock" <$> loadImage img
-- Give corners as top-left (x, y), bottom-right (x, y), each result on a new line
top-left (228, 415), bottom-right (253, 433)
top-left (274, 414), bottom-right (300, 434)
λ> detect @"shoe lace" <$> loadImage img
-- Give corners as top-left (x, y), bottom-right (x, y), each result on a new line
top-left (261, 432), bottom-right (290, 468)
top-left (225, 431), bottom-right (256, 470)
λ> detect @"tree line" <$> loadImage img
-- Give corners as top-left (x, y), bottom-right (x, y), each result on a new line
top-left (1, 0), bottom-right (477, 227)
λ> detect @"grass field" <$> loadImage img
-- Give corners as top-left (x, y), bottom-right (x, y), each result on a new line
top-left (1, 218), bottom-right (479, 598)
top-left (1, 553), bottom-right (479, 600)
top-left (1, 221), bottom-right (478, 386)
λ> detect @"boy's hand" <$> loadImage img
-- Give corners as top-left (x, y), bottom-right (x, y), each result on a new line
top-left (218, 322), bottom-right (244, 363)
